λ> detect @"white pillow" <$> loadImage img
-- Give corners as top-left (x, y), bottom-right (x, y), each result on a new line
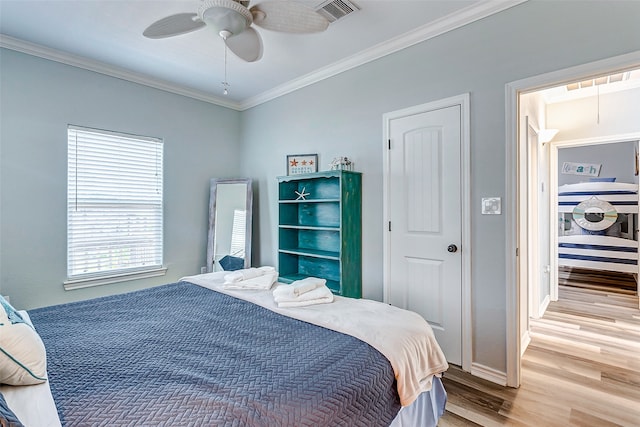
top-left (0, 296), bottom-right (47, 385)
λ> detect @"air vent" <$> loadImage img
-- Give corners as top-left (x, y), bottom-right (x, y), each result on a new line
top-left (315, 0), bottom-right (360, 23)
top-left (566, 72), bottom-right (629, 91)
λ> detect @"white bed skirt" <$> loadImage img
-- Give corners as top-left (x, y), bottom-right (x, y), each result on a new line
top-left (390, 375), bottom-right (447, 426)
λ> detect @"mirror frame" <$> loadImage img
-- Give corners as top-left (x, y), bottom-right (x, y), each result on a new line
top-left (206, 178), bottom-right (253, 272)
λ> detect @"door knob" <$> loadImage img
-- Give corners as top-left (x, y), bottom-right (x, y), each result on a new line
top-left (447, 244), bottom-right (458, 253)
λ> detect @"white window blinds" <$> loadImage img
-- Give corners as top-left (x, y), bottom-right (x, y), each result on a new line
top-left (67, 125), bottom-right (163, 280)
top-left (230, 209), bottom-right (247, 258)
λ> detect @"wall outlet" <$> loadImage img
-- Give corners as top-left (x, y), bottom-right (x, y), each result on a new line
top-left (200, 266), bottom-right (207, 274)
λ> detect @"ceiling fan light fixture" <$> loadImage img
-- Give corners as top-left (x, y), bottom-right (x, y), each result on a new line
top-left (199, 0), bottom-right (253, 37)
top-left (144, 0), bottom-right (328, 64)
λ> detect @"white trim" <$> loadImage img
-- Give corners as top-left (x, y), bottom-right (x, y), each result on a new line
top-left (551, 134), bottom-right (640, 148)
top-left (549, 143), bottom-right (559, 302)
top-left (382, 93), bottom-right (472, 373)
top-left (520, 330), bottom-right (531, 356)
top-left (460, 94), bottom-right (473, 373)
top-left (382, 115), bottom-right (391, 303)
top-left (505, 78), bottom-right (520, 387)
top-left (537, 294), bottom-right (550, 319)
top-left (525, 118), bottom-right (539, 328)
top-left (470, 362), bottom-right (507, 386)
top-left (508, 51), bottom-right (640, 96)
top-left (63, 267), bottom-right (168, 290)
top-left (506, 50), bottom-right (640, 388)
top-left (0, 35), bottom-right (241, 111)
top-left (240, 1), bottom-right (525, 110)
top-left (0, 1), bottom-right (525, 111)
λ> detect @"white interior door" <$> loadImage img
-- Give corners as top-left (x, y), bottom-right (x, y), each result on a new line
top-left (384, 103), bottom-right (463, 365)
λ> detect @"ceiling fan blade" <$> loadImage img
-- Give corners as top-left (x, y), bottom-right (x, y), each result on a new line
top-left (224, 27), bottom-right (263, 62)
top-left (250, 1), bottom-right (329, 33)
top-left (143, 13), bottom-right (206, 39)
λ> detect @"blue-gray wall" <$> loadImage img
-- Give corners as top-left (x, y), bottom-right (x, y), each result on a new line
top-left (239, 1), bottom-right (640, 373)
top-left (559, 142), bottom-right (637, 186)
top-left (0, 49), bottom-right (242, 308)
top-left (2, 0), bottom-right (640, 378)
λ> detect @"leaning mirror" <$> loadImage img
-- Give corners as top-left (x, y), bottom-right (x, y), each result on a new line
top-left (206, 178), bottom-right (253, 272)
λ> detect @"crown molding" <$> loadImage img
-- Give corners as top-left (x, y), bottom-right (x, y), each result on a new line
top-left (1, 1), bottom-right (526, 112)
top-left (238, 0), bottom-right (527, 110)
top-left (0, 34), bottom-right (243, 111)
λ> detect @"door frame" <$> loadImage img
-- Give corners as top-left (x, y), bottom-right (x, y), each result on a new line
top-left (505, 50), bottom-right (640, 388)
top-left (382, 93), bottom-right (472, 372)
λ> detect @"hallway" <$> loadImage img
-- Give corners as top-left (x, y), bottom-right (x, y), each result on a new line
top-left (439, 284), bottom-right (640, 426)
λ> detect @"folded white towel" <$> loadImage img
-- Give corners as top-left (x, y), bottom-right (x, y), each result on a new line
top-left (276, 287), bottom-right (334, 308)
top-left (224, 266), bottom-right (275, 284)
top-left (223, 270), bottom-right (278, 290)
top-left (272, 277), bottom-right (326, 300)
top-left (273, 282), bottom-right (334, 307)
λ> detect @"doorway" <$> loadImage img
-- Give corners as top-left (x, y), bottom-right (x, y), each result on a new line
top-left (506, 51), bottom-right (640, 387)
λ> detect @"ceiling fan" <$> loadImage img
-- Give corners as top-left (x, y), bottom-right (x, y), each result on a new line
top-left (143, 0), bottom-right (330, 62)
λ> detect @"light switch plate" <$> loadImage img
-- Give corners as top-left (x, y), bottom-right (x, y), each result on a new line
top-left (482, 197), bottom-right (501, 215)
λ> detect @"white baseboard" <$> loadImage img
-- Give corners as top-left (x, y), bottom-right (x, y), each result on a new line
top-left (470, 362), bottom-right (507, 386)
top-left (538, 294), bottom-right (550, 318)
top-left (521, 331), bottom-right (531, 356)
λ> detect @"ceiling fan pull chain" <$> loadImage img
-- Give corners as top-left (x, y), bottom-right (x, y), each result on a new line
top-left (222, 43), bottom-right (230, 95)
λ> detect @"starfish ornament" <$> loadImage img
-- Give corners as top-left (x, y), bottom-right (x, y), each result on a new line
top-left (295, 187), bottom-right (310, 200)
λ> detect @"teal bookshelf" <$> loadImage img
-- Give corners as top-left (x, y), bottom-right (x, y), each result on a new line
top-left (277, 170), bottom-right (362, 298)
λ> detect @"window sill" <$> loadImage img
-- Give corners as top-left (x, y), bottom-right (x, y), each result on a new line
top-left (63, 267), bottom-right (168, 291)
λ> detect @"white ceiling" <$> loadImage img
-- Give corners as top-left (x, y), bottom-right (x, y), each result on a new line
top-left (0, 0), bottom-right (523, 110)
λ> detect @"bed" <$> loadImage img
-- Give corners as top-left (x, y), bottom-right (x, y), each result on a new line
top-left (558, 181), bottom-right (639, 274)
top-left (1, 272), bottom-right (448, 426)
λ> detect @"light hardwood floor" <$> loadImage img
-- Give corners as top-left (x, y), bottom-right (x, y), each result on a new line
top-left (438, 284), bottom-right (640, 426)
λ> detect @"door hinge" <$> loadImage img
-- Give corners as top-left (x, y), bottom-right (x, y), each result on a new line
top-left (388, 221), bottom-right (391, 232)
top-left (388, 139), bottom-right (391, 150)
top-left (516, 247), bottom-right (519, 256)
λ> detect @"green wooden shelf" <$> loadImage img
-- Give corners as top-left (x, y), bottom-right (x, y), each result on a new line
top-left (278, 247), bottom-right (340, 260)
top-left (279, 199), bottom-right (340, 204)
top-left (278, 225), bottom-right (340, 231)
top-left (277, 171), bottom-right (362, 298)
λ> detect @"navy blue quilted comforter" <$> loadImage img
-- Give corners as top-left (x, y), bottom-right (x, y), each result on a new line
top-left (29, 282), bottom-right (401, 426)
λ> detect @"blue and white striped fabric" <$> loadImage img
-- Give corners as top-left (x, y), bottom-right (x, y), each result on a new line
top-left (558, 182), bottom-right (638, 214)
top-left (558, 235), bottom-right (638, 273)
top-left (558, 182), bottom-right (638, 273)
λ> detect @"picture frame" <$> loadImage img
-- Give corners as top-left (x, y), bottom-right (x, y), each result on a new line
top-left (286, 154), bottom-right (318, 175)
top-left (561, 161), bottom-right (601, 177)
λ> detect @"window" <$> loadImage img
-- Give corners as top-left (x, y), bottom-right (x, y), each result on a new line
top-left (66, 125), bottom-right (165, 289)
